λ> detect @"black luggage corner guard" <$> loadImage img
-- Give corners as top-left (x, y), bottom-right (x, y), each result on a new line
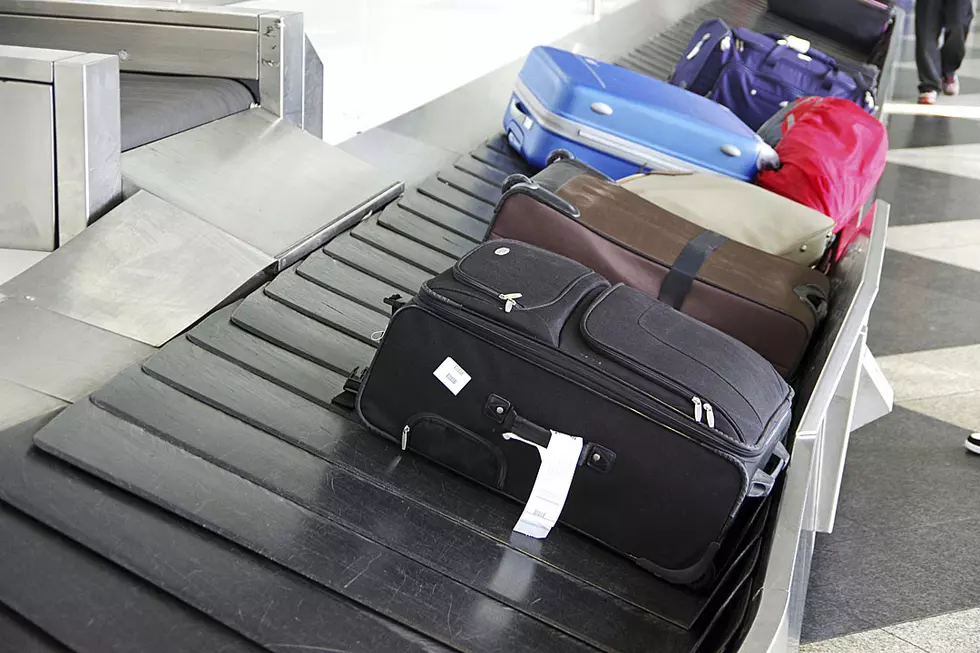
top-left (637, 541), bottom-right (721, 586)
top-left (795, 284), bottom-right (829, 322)
top-left (331, 367), bottom-right (366, 411)
top-left (747, 441), bottom-right (790, 498)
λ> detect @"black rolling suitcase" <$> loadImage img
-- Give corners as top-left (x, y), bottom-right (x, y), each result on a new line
top-left (357, 240), bottom-right (792, 584)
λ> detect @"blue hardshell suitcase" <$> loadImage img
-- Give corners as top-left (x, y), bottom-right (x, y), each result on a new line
top-left (504, 46), bottom-right (777, 181)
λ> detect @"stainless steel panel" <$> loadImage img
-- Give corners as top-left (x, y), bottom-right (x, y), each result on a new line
top-left (0, 43), bottom-right (78, 81)
top-left (258, 11), bottom-right (304, 128)
top-left (0, 248), bottom-right (47, 285)
top-left (303, 34), bottom-right (323, 139)
top-left (0, 378), bottom-right (65, 431)
top-left (53, 52), bottom-right (121, 245)
top-left (850, 346), bottom-right (893, 432)
top-left (0, 79), bottom-right (55, 251)
top-left (122, 109), bottom-right (403, 268)
top-left (0, 14), bottom-right (259, 79)
top-left (735, 204), bottom-right (891, 653)
top-left (0, 297), bottom-right (153, 401)
top-left (0, 0), bottom-right (262, 30)
top-left (813, 327), bottom-right (866, 533)
top-left (0, 191), bottom-right (274, 346)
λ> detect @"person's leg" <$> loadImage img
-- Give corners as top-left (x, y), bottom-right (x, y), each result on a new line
top-left (917, 0), bottom-right (945, 94)
top-left (939, 0), bottom-right (973, 82)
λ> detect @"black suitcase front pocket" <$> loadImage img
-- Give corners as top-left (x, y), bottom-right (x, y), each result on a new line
top-left (581, 285), bottom-right (756, 444)
top-left (426, 239), bottom-right (609, 346)
top-left (405, 414), bottom-right (507, 490)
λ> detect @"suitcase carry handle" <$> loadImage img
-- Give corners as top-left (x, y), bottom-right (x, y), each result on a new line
top-left (488, 395), bottom-right (617, 474)
top-left (495, 176), bottom-right (581, 220)
top-left (748, 441), bottom-right (790, 498)
top-left (795, 283), bottom-right (829, 322)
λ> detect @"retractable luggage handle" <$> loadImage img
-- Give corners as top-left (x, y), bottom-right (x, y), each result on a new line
top-left (748, 441), bottom-right (790, 498)
top-left (484, 394), bottom-right (617, 474)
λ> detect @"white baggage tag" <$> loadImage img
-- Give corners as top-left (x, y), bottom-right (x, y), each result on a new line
top-left (503, 430), bottom-right (584, 539)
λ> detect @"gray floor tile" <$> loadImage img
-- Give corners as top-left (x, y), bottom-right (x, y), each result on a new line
top-left (828, 406), bottom-right (980, 534)
top-left (868, 249), bottom-right (980, 356)
top-left (879, 250), bottom-right (980, 305)
top-left (869, 274), bottom-right (980, 356)
top-left (877, 163), bottom-right (980, 227)
top-left (822, 514), bottom-right (880, 544)
top-left (885, 607), bottom-right (980, 653)
top-left (804, 408), bottom-right (980, 630)
top-left (802, 592), bottom-right (877, 643)
top-left (801, 629), bottom-right (929, 652)
top-left (886, 114), bottom-right (980, 149)
top-left (900, 390), bottom-right (980, 432)
top-left (809, 517), bottom-right (980, 629)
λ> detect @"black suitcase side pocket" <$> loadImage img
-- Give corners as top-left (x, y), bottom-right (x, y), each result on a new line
top-left (405, 414), bottom-right (507, 490)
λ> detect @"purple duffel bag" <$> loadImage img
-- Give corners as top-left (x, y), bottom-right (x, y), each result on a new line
top-left (670, 20), bottom-right (877, 131)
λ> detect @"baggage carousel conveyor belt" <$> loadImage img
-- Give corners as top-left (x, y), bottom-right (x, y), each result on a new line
top-left (0, 2), bottom-right (889, 652)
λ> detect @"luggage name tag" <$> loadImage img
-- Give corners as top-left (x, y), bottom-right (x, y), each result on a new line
top-left (502, 430), bottom-right (584, 539)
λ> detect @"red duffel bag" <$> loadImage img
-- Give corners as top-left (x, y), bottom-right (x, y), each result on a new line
top-left (756, 97), bottom-right (888, 242)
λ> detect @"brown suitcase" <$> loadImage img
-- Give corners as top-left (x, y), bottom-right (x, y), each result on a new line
top-left (485, 155), bottom-right (830, 378)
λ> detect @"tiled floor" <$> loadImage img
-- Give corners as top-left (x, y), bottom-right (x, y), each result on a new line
top-left (800, 14), bottom-right (980, 653)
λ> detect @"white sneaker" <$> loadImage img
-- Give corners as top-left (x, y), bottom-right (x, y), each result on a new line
top-left (966, 433), bottom-right (980, 455)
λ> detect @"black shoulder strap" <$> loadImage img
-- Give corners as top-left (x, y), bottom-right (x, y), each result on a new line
top-left (658, 231), bottom-right (728, 310)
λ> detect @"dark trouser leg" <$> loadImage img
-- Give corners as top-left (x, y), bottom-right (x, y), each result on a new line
top-left (917, 0), bottom-right (945, 92)
top-left (940, 0), bottom-right (974, 77)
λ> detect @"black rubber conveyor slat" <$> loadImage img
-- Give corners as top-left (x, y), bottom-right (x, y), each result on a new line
top-left (264, 268), bottom-right (388, 345)
top-left (0, 498), bottom-right (263, 653)
top-left (325, 233), bottom-right (431, 295)
top-left (188, 305), bottom-right (347, 410)
top-left (351, 216), bottom-right (457, 275)
top-left (437, 167), bottom-right (502, 205)
top-left (297, 250), bottom-right (405, 314)
top-left (90, 367), bottom-right (695, 653)
top-left (454, 155), bottom-right (511, 187)
top-left (230, 292), bottom-right (376, 375)
top-left (0, 603), bottom-right (71, 653)
top-left (0, 418), bottom-right (450, 653)
top-left (137, 331), bottom-right (723, 630)
top-left (417, 178), bottom-right (495, 223)
top-left (34, 393), bottom-right (603, 653)
top-left (398, 192), bottom-right (488, 242)
top-left (378, 204), bottom-right (475, 259)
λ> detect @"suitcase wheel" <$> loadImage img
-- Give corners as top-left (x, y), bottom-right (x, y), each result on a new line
top-left (546, 149), bottom-right (576, 166)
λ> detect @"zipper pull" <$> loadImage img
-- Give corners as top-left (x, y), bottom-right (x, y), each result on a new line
top-left (499, 292), bottom-right (523, 313)
top-left (704, 403), bottom-right (715, 429)
top-left (686, 33), bottom-right (711, 60)
top-left (692, 397), bottom-right (703, 423)
top-left (401, 425), bottom-right (410, 451)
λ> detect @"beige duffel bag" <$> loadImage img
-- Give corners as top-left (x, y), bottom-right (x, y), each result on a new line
top-left (618, 171), bottom-right (834, 266)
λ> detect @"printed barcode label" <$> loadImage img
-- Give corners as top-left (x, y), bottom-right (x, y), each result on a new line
top-left (504, 430), bottom-right (584, 539)
top-left (433, 357), bottom-right (471, 396)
